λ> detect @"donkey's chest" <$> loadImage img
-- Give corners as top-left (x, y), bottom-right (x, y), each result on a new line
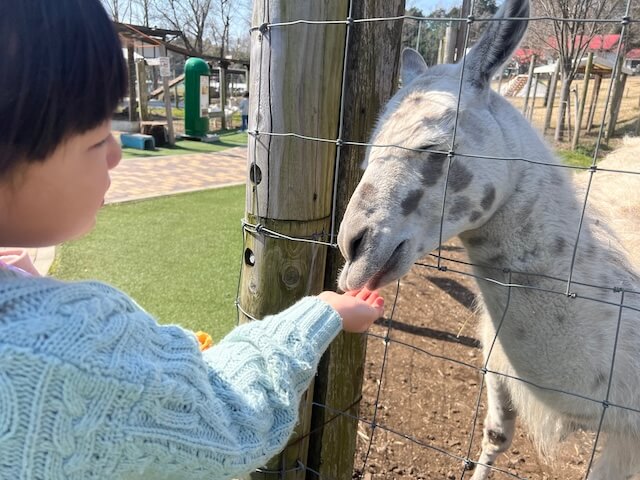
top-left (476, 286), bottom-right (622, 385)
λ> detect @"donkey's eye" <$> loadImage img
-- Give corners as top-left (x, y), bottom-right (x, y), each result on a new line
top-left (416, 144), bottom-right (435, 152)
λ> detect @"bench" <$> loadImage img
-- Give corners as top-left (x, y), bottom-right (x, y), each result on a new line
top-left (141, 121), bottom-right (169, 147)
top-left (120, 133), bottom-right (155, 150)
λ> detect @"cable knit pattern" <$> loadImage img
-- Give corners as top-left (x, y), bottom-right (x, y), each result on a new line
top-left (0, 270), bottom-right (342, 479)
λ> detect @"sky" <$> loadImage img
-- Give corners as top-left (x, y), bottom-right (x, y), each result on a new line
top-left (406, 0), bottom-right (462, 14)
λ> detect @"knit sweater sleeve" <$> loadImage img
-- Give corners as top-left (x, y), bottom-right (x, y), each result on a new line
top-left (0, 277), bottom-right (342, 480)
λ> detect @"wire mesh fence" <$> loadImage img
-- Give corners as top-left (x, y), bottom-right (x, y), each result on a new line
top-left (237, 0), bottom-right (640, 478)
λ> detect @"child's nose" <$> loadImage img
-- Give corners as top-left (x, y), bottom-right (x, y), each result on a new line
top-left (106, 135), bottom-right (122, 170)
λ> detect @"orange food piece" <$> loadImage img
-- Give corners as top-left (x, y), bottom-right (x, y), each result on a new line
top-left (195, 331), bottom-right (214, 351)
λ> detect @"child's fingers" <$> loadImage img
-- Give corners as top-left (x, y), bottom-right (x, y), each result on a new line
top-left (343, 288), bottom-right (382, 308)
top-left (344, 288), bottom-right (371, 300)
top-left (364, 290), bottom-right (381, 304)
top-left (355, 287), bottom-right (374, 301)
top-left (373, 297), bottom-right (384, 316)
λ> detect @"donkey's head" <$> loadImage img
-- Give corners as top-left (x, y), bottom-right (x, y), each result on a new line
top-left (338, 0), bottom-right (530, 291)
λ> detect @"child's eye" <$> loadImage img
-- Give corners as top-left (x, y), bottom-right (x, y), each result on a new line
top-left (92, 137), bottom-right (109, 149)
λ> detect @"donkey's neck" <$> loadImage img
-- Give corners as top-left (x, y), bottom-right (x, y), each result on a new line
top-left (460, 160), bottom-right (585, 280)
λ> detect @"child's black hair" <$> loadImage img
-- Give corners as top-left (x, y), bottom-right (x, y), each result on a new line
top-left (0, 0), bottom-right (127, 176)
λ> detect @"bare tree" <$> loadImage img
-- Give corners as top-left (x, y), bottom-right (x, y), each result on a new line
top-left (101, 0), bottom-right (132, 22)
top-left (133, 0), bottom-right (250, 59)
top-left (210, 0), bottom-right (232, 59)
top-left (228, 34), bottom-right (250, 60)
top-left (209, 0), bottom-right (251, 59)
top-left (134, 0), bottom-right (152, 27)
top-left (153, 0), bottom-right (213, 54)
top-left (531, 0), bottom-right (623, 141)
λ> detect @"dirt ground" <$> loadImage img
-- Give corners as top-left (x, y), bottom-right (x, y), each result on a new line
top-left (352, 240), bottom-right (600, 480)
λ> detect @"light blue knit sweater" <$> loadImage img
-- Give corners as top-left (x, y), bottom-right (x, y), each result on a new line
top-left (0, 270), bottom-right (342, 479)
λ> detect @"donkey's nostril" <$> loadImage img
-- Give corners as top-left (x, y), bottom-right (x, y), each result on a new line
top-left (349, 229), bottom-right (367, 261)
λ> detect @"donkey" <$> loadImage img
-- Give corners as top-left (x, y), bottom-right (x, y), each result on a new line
top-left (337, 0), bottom-right (640, 478)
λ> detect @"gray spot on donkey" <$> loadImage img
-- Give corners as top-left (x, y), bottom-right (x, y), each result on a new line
top-left (337, 0), bottom-right (640, 478)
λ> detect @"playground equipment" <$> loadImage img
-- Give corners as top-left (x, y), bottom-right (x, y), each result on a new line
top-left (120, 133), bottom-right (155, 150)
top-left (184, 57), bottom-right (216, 141)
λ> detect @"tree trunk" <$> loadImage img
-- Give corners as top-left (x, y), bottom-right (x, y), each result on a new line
top-left (554, 73), bottom-right (572, 142)
top-left (543, 61), bottom-right (560, 133)
top-left (443, 25), bottom-right (457, 64)
top-left (521, 55), bottom-right (536, 117)
top-left (528, 73), bottom-right (539, 122)
top-left (127, 43), bottom-right (138, 123)
top-left (135, 60), bottom-right (148, 122)
top-left (605, 48), bottom-right (627, 142)
top-left (571, 52), bottom-right (593, 150)
top-left (606, 72), bottom-right (627, 142)
top-left (219, 63), bottom-right (228, 130)
top-left (454, 0), bottom-right (472, 61)
top-left (586, 74), bottom-right (602, 133)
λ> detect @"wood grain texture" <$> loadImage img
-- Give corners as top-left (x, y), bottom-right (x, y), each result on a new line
top-left (308, 1), bottom-right (406, 478)
top-left (240, 1), bottom-right (349, 478)
top-left (246, 0), bottom-right (349, 222)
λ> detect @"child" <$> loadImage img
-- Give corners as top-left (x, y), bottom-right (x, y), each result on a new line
top-left (239, 91), bottom-right (250, 131)
top-left (0, 1), bottom-right (384, 479)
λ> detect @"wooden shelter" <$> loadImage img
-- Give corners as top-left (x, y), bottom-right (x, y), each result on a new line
top-left (114, 22), bottom-right (250, 130)
top-left (533, 55), bottom-right (633, 143)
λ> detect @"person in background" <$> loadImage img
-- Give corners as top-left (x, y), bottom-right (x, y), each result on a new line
top-left (239, 90), bottom-right (250, 131)
top-left (0, 1), bottom-right (384, 479)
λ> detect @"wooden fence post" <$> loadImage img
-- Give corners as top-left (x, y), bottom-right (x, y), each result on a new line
top-left (543, 60), bottom-right (560, 134)
top-left (444, 25), bottom-right (457, 64)
top-left (606, 72), bottom-right (627, 142)
top-left (571, 52), bottom-right (593, 150)
top-left (454, 0), bottom-right (472, 61)
top-left (586, 74), bottom-right (602, 133)
top-left (528, 72), bottom-right (539, 122)
top-left (307, 3), bottom-right (405, 478)
top-left (127, 43), bottom-right (138, 123)
top-left (219, 61), bottom-right (229, 131)
top-left (240, 1), bottom-right (349, 478)
top-left (521, 54), bottom-right (536, 116)
top-left (135, 59), bottom-right (149, 121)
top-left (605, 47), bottom-right (626, 142)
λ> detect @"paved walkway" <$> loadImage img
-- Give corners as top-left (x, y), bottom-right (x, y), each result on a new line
top-left (29, 146), bottom-right (248, 274)
top-left (107, 147), bottom-right (247, 204)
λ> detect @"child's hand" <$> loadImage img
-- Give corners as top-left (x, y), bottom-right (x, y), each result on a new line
top-left (318, 288), bottom-right (384, 333)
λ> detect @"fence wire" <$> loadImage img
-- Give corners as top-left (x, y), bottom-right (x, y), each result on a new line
top-left (237, 2), bottom-right (640, 479)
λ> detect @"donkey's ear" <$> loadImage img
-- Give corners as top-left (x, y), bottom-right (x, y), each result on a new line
top-left (464, 0), bottom-right (529, 89)
top-left (401, 48), bottom-right (428, 85)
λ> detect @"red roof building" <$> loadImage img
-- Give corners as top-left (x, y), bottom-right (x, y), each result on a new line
top-left (514, 48), bottom-right (542, 64)
top-left (625, 48), bottom-right (640, 60)
top-left (624, 48), bottom-right (640, 72)
top-left (546, 34), bottom-right (621, 52)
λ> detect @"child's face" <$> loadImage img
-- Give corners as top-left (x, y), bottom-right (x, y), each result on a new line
top-left (0, 121), bottom-right (121, 247)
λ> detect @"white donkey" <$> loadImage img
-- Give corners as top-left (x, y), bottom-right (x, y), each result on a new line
top-left (337, 0), bottom-right (640, 478)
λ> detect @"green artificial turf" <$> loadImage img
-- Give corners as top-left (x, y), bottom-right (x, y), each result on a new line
top-left (50, 186), bottom-right (245, 341)
top-left (122, 131), bottom-right (248, 159)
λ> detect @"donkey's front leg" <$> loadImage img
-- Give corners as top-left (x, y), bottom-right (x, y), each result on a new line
top-left (469, 373), bottom-right (517, 480)
top-left (587, 434), bottom-right (640, 480)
